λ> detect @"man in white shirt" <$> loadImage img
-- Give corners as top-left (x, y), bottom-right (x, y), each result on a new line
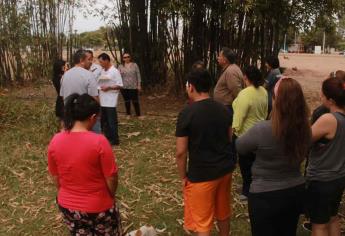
top-left (97, 53), bottom-right (123, 145)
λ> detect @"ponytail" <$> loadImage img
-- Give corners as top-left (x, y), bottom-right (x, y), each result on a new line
top-left (63, 93), bottom-right (100, 130)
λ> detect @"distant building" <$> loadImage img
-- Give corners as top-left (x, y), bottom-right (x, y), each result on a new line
top-left (288, 43), bottom-right (304, 53)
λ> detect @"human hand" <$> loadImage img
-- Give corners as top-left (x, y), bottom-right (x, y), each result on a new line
top-left (101, 86), bottom-right (110, 92)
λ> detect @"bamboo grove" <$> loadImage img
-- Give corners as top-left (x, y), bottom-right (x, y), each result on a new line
top-left (1, 0), bottom-right (345, 92)
top-left (0, 0), bottom-right (76, 86)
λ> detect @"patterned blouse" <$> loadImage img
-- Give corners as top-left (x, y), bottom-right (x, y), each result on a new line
top-left (118, 62), bottom-right (141, 89)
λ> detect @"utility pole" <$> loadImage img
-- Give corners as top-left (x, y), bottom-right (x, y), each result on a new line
top-left (322, 31), bottom-right (326, 54)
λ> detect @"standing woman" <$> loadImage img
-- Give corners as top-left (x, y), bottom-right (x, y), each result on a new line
top-left (232, 66), bottom-right (268, 199)
top-left (47, 93), bottom-right (122, 236)
top-left (52, 59), bottom-right (68, 121)
top-left (306, 77), bottom-right (345, 236)
top-left (236, 78), bottom-right (311, 236)
top-left (265, 56), bottom-right (281, 116)
top-left (118, 53), bottom-right (142, 117)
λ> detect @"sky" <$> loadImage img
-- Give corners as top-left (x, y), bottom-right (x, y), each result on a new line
top-left (74, 12), bottom-right (105, 33)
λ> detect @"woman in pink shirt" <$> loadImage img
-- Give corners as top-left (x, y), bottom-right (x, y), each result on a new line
top-left (48, 93), bottom-right (121, 236)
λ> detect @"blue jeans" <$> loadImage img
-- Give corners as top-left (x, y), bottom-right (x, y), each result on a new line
top-left (91, 116), bottom-right (102, 134)
top-left (101, 107), bottom-right (119, 145)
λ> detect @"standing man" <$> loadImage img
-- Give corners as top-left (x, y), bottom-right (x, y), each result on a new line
top-left (175, 69), bottom-right (235, 236)
top-left (60, 49), bottom-right (98, 102)
top-left (213, 47), bottom-right (244, 124)
top-left (86, 50), bottom-right (103, 133)
top-left (86, 50), bottom-right (103, 80)
top-left (97, 53), bottom-right (123, 146)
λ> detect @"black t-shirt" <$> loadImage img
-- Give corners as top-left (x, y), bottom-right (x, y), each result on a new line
top-left (176, 98), bottom-right (235, 182)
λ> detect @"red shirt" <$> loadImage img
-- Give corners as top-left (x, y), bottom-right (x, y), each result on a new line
top-left (48, 131), bottom-right (118, 213)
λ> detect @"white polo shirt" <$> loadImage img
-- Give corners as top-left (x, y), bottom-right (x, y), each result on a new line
top-left (98, 66), bottom-right (123, 107)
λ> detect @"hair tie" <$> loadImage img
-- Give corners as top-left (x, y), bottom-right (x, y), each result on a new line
top-left (274, 75), bottom-right (289, 97)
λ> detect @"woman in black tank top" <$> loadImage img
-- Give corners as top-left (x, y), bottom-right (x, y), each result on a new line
top-left (306, 76), bottom-right (345, 236)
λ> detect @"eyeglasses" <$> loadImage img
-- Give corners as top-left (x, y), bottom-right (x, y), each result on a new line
top-left (123, 56), bottom-right (130, 59)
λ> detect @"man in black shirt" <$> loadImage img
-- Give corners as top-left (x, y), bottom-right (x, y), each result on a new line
top-left (175, 69), bottom-right (235, 236)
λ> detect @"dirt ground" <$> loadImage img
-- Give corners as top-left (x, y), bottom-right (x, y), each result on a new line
top-left (278, 53), bottom-right (345, 110)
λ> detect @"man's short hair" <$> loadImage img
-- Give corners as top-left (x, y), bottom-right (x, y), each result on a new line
top-left (221, 47), bottom-right (236, 64)
top-left (186, 69), bottom-right (212, 93)
top-left (98, 53), bottom-right (111, 61)
top-left (85, 50), bottom-right (94, 56)
top-left (73, 49), bottom-right (88, 65)
top-left (266, 56), bottom-right (280, 69)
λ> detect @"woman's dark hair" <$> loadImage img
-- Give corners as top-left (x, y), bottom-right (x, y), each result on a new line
top-left (63, 94), bottom-right (100, 130)
top-left (243, 66), bottom-right (264, 88)
top-left (53, 60), bottom-right (66, 79)
top-left (329, 70), bottom-right (345, 81)
top-left (221, 47), bottom-right (236, 64)
top-left (322, 77), bottom-right (345, 108)
top-left (266, 56), bottom-right (280, 69)
top-left (186, 69), bottom-right (212, 93)
top-left (52, 59), bottom-right (66, 94)
top-left (272, 78), bottom-right (311, 164)
top-left (192, 60), bottom-right (205, 69)
top-left (98, 52), bottom-right (111, 61)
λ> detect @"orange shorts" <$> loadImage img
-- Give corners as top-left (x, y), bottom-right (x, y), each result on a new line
top-left (183, 173), bottom-right (232, 233)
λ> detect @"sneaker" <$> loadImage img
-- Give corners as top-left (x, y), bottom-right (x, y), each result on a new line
top-left (238, 194), bottom-right (248, 201)
top-left (302, 221), bottom-right (312, 232)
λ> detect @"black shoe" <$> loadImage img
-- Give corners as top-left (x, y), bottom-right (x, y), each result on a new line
top-left (302, 221), bottom-right (312, 232)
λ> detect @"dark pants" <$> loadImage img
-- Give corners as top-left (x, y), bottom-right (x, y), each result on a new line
top-left (121, 89), bottom-right (140, 116)
top-left (225, 105), bottom-right (234, 125)
top-left (248, 184), bottom-right (305, 236)
top-left (239, 152), bottom-right (255, 196)
top-left (101, 107), bottom-right (119, 145)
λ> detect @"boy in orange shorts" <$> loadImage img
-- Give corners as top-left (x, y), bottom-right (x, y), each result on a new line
top-left (176, 69), bottom-right (235, 236)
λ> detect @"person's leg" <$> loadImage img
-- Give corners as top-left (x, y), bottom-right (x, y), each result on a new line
top-left (105, 107), bottom-right (119, 145)
top-left (328, 216), bottom-right (340, 236)
top-left (91, 116), bottom-right (102, 134)
top-left (312, 224), bottom-right (329, 236)
top-left (327, 179), bottom-right (345, 236)
top-left (131, 89), bottom-right (141, 116)
top-left (58, 205), bottom-right (93, 236)
top-left (121, 89), bottom-right (131, 115)
top-left (101, 107), bottom-right (110, 139)
top-left (276, 185), bottom-right (305, 236)
top-left (248, 192), bottom-right (276, 236)
top-left (238, 152), bottom-right (255, 197)
top-left (94, 205), bottom-right (122, 236)
top-left (307, 180), bottom-right (335, 236)
top-left (183, 179), bottom-right (217, 235)
top-left (215, 173), bottom-right (232, 236)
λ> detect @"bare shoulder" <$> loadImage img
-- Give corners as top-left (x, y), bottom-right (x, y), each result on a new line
top-left (317, 113), bottom-right (337, 124)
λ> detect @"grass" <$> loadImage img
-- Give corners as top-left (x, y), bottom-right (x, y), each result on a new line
top-left (0, 84), bottom-right (313, 235)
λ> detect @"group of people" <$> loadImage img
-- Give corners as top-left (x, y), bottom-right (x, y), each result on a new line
top-left (176, 47), bottom-right (345, 236)
top-left (52, 50), bottom-right (142, 145)
top-left (47, 47), bottom-right (345, 236)
top-left (49, 49), bottom-right (142, 235)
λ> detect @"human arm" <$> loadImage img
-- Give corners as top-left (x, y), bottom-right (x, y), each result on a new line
top-left (232, 92), bottom-right (250, 135)
top-left (134, 63), bottom-right (142, 91)
top-left (47, 139), bottom-right (60, 190)
top-left (311, 113), bottom-right (337, 142)
top-left (100, 137), bottom-right (119, 197)
top-left (225, 70), bottom-right (242, 100)
top-left (100, 69), bottom-right (123, 91)
top-left (176, 137), bottom-right (188, 180)
top-left (236, 124), bottom-right (259, 155)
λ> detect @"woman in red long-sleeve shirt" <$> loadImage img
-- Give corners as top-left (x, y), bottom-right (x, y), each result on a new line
top-left (48, 93), bottom-right (121, 236)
